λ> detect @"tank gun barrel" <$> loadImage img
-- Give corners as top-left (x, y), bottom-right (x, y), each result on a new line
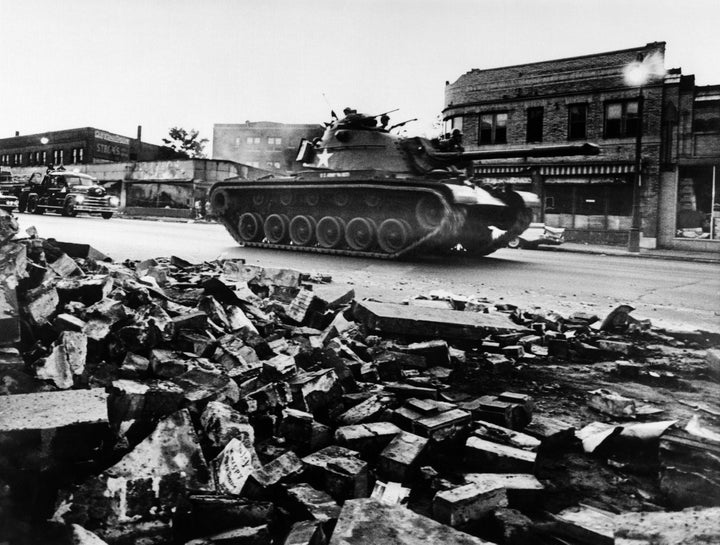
top-left (430, 142), bottom-right (600, 162)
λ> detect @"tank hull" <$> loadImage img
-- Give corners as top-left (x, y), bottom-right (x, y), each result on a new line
top-left (210, 174), bottom-right (532, 259)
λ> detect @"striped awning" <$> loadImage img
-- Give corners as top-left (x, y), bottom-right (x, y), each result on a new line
top-left (474, 163), bottom-right (635, 176)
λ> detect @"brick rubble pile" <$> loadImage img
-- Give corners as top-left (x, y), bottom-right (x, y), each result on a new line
top-left (1, 209), bottom-right (719, 545)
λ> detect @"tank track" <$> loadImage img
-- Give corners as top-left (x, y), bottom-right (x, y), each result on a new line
top-left (211, 181), bottom-right (471, 259)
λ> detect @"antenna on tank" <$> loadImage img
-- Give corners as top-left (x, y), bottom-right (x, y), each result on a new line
top-left (322, 93), bottom-right (338, 120)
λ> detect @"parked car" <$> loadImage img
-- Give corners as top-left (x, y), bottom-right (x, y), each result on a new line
top-left (19, 169), bottom-right (119, 219)
top-left (507, 222), bottom-right (565, 249)
top-left (0, 190), bottom-right (19, 213)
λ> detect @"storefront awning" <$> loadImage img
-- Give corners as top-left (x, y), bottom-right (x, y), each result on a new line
top-left (545, 176), bottom-right (630, 185)
top-left (474, 163), bottom-right (635, 176)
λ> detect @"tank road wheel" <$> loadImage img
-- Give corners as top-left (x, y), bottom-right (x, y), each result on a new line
top-left (345, 217), bottom-right (376, 251)
top-left (238, 212), bottom-right (264, 242)
top-left (211, 189), bottom-right (229, 214)
top-left (304, 193), bottom-right (320, 206)
top-left (333, 193), bottom-right (350, 207)
top-left (364, 193), bottom-right (381, 208)
top-left (264, 213), bottom-right (290, 244)
top-left (289, 215), bottom-right (317, 246)
top-left (415, 195), bottom-right (444, 230)
top-left (279, 192), bottom-right (294, 206)
top-left (252, 193), bottom-right (266, 208)
top-left (316, 216), bottom-right (345, 248)
top-left (377, 218), bottom-right (412, 254)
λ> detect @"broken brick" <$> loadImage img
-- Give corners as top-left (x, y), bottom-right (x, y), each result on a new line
top-left (334, 422), bottom-right (402, 456)
top-left (464, 436), bottom-right (536, 473)
top-left (433, 480), bottom-right (508, 527)
top-left (378, 431), bottom-right (429, 482)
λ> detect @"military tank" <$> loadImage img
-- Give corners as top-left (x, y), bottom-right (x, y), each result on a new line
top-left (209, 109), bottom-right (599, 259)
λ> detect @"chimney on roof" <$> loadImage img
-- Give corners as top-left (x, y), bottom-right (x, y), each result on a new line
top-left (15, 131), bottom-right (19, 136)
top-left (137, 125), bottom-right (142, 141)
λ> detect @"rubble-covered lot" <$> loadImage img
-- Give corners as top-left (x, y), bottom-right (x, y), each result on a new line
top-left (1, 208), bottom-right (720, 545)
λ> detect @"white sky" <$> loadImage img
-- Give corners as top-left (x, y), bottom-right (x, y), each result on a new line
top-left (1, 0), bottom-right (719, 154)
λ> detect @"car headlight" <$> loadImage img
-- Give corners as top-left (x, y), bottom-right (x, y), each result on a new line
top-left (75, 195), bottom-right (85, 203)
top-left (109, 196), bottom-right (120, 206)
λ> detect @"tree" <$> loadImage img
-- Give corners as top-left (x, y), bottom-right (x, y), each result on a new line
top-left (162, 127), bottom-right (208, 159)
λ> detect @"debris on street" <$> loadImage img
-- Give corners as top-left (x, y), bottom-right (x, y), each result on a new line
top-left (1, 209), bottom-right (719, 544)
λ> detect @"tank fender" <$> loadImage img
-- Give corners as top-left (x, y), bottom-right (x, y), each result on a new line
top-left (444, 183), bottom-right (508, 207)
top-left (513, 190), bottom-right (540, 208)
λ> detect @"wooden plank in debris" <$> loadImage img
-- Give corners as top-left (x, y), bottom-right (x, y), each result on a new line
top-left (354, 301), bottom-right (528, 341)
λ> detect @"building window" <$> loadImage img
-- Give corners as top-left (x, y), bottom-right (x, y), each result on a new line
top-left (72, 147), bottom-right (84, 164)
top-left (443, 116), bottom-right (464, 135)
top-left (245, 136), bottom-right (261, 145)
top-left (604, 100), bottom-right (639, 138)
top-left (568, 104), bottom-right (588, 140)
top-left (526, 107), bottom-right (543, 143)
top-left (693, 98), bottom-right (720, 133)
top-left (53, 149), bottom-right (64, 165)
top-left (267, 137), bottom-right (282, 146)
top-left (676, 165), bottom-right (719, 240)
top-left (13, 153), bottom-right (22, 165)
top-left (479, 112), bottom-right (507, 145)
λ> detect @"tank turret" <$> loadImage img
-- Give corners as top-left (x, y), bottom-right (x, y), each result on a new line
top-left (210, 109), bottom-right (600, 258)
top-left (296, 110), bottom-right (598, 177)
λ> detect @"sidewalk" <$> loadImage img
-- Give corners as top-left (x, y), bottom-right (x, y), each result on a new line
top-left (540, 242), bottom-right (720, 264)
top-left (116, 214), bottom-right (720, 264)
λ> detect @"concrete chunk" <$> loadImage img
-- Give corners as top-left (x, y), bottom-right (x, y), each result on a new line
top-left (302, 446), bottom-right (368, 501)
top-left (463, 473), bottom-right (544, 508)
top-left (53, 409), bottom-right (212, 539)
top-left (415, 408), bottom-right (472, 441)
top-left (354, 300), bottom-right (529, 341)
top-left (433, 481), bottom-right (508, 527)
top-left (335, 422), bottom-right (402, 455)
top-left (0, 388), bottom-right (107, 433)
top-left (328, 498), bottom-right (495, 545)
top-left (465, 436), bottom-right (536, 473)
top-left (34, 330), bottom-right (87, 389)
top-left (200, 401), bottom-right (255, 450)
top-left (378, 431), bottom-right (429, 482)
top-left (286, 483), bottom-right (341, 523)
top-left (614, 506), bottom-right (720, 544)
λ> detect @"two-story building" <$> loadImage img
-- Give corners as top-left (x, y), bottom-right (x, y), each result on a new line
top-left (0, 126), bottom-right (170, 167)
top-left (443, 42), bottom-right (719, 252)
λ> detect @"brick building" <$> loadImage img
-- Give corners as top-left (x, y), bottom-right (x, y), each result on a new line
top-left (444, 42), bottom-right (720, 251)
top-left (0, 127), bottom-right (169, 168)
top-left (213, 122), bottom-right (324, 172)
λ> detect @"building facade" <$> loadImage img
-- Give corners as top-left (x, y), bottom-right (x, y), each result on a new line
top-left (213, 122), bottom-right (324, 172)
top-left (0, 127), bottom-right (169, 168)
top-left (443, 42), bottom-right (720, 252)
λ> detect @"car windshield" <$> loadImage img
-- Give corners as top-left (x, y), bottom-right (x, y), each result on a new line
top-left (64, 176), bottom-right (94, 187)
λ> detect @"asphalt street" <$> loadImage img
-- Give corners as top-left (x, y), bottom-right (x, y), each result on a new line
top-left (14, 213), bottom-right (720, 333)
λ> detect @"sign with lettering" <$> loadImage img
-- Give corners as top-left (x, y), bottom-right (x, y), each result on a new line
top-left (94, 130), bottom-right (130, 146)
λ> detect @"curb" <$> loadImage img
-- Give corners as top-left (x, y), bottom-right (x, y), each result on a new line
top-left (539, 244), bottom-right (720, 265)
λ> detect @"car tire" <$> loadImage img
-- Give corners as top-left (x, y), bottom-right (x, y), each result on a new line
top-left (62, 200), bottom-right (78, 217)
top-left (101, 212), bottom-right (113, 219)
top-left (507, 237), bottom-right (523, 249)
top-left (27, 195), bottom-right (43, 214)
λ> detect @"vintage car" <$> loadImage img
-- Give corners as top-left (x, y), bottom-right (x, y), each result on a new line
top-left (19, 169), bottom-right (119, 218)
top-left (0, 190), bottom-right (19, 212)
top-left (507, 222), bottom-right (565, 249)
